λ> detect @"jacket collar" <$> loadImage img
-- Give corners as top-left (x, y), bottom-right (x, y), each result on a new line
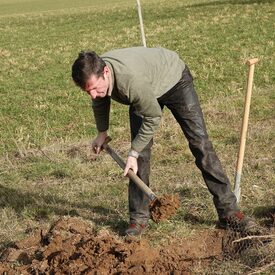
top-left (106, 63), bottom-right (114, 96)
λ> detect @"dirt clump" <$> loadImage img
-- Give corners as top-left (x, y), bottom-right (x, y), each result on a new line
top-left (150, 194), bottom-right (181, 223)
top-left (0, 216), bottom-right (226, 274)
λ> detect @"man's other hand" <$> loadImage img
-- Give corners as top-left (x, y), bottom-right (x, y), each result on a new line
top-left (124, 156), bottom-right (138, 176)
top-left (92, 131), bottom-right (108, 154)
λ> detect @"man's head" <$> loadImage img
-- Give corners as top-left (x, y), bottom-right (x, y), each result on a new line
top-left (71, 51), bottom-right (110, 99)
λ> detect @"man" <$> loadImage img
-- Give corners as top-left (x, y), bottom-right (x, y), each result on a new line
top-left (71, 47), bottom-right (258, 236)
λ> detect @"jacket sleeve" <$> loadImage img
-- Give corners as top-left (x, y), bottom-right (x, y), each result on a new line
top-left (92, 96), bottom-right (111, 132)
top-left (128, 78), bottom-right (163, 153)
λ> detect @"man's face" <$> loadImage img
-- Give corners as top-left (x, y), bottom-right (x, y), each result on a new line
top-left (84, 66), bottom-right (109, 99)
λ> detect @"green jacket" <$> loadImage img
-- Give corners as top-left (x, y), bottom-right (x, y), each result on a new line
top-left (92, 47), bottom-right (185, 152)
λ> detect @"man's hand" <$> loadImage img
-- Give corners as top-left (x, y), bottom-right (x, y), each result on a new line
top-left (124, 156), bottom-right (138, 176)
top-left (92, 131), bottom-right (108, 154)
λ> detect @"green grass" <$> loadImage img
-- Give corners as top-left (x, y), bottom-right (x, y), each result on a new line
top-left (0, 0), bottom-right (274, 273)
top-left (0, 0), bottom-right (130, 16)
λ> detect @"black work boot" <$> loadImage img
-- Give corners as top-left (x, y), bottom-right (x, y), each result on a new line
top-left (218, 211), bottom-right (263, 234)
top-left (124, 223), bottom-right (148, 236)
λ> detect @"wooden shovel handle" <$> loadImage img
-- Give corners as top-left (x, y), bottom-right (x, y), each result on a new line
top-left (102, 137), bottom-right (157, 201)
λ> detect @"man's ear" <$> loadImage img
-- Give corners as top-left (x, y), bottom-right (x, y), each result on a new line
top-left (103, 65), bottom-right (109, 75)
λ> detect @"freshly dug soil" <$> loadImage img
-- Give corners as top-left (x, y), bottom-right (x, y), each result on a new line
top-left (150, 194), bottom-right (181, 223)
top-left (0, 217), bottom-right (224, 274)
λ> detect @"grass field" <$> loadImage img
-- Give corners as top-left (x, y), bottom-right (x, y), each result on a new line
top-left (0, 0), bottom-right (274, 273)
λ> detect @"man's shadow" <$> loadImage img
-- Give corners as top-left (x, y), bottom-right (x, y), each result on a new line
top-left (0, 184), bottom-right (127, 235)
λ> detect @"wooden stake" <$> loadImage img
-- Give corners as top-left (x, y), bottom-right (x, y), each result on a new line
top-left (136, 0), bottom-right (147, 47)
top-left (234, 58), bottom-right (259, 202)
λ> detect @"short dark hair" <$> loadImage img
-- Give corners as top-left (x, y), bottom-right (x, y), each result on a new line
top-left (71, 51), bottom-right (106, 89)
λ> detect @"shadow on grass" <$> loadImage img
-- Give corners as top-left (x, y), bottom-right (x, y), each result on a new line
top-left (0, 184), bottom-right (81, 218)
top-left (183, 212), bottom-right (215, 226)
top-left (253, 205), bottom-right (275, 227)
top-left (91, 214), bottom-right (129, 236)
top-left (188, 0), bottom-right (273, 8)
top-left (175, 186), bottom-right (217, 226)
top-left (0, 184), bottom-right (127, 234)
top-left (177, 186), bottom-right (275, 228)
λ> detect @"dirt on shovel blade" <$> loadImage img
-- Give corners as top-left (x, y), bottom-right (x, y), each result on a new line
top-left (150, 194), bottom-right (180, 223)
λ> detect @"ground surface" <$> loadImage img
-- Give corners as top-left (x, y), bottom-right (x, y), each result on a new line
top-left (0, 217), bottom-right (225, 274)
top-left (0, 215), bottom-right (274, 274)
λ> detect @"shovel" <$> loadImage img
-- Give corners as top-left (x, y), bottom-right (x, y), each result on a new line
top-left (102, 137), bottom-right (180, 223)
top-left (102, 137), bottom-right (157, 202)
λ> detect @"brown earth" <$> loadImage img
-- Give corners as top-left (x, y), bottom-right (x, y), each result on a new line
top-left (0, 217), bottom-right (225, 274)
top-left (150, 194), bottom-right (181, 223)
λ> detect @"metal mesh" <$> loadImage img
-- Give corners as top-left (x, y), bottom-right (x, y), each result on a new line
top-left (222, 219), bottom-right (275, 273)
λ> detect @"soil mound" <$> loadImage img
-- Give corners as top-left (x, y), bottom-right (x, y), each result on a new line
top-left (0, 217), bottom-right (224, 274)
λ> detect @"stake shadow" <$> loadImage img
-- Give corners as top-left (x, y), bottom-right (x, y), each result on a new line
top-left (187, 0), bottom-right (273, 8)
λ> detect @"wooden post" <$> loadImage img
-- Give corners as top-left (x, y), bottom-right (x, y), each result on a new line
top-left (234, 58), bottom-right (259, 202)
top-left (136, 0), bottom-right (147, 47)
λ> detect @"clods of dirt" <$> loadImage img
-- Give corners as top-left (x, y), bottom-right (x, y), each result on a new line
top-left (0, 217), bottom-right (224, 274)
top-left (150, 194), bottom-right (181, 223)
